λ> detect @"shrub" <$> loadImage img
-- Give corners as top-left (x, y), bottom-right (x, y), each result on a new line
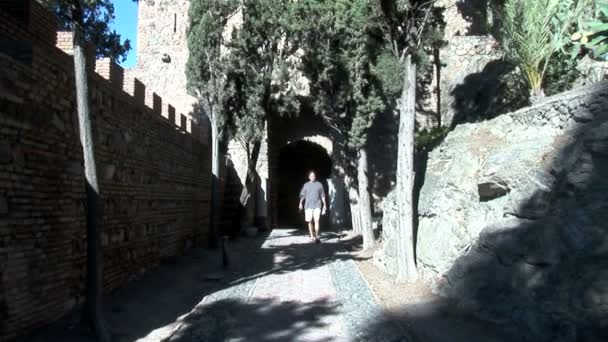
top-left (494, 0), bottom-right (591, 101)
top-left (574, 0), bottom-right (608, 59)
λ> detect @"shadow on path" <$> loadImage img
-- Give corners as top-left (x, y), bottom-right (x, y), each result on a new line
top-left (227, 230), bottom-right (363, 288)
top-left (19, 229), bottom-right (364, 342)
top-left (164, 298), bottom-right (340, 342)
top-left (18, 226), bottom-right (527, 342)
top-left (363, 298), bottom-right (521, 342)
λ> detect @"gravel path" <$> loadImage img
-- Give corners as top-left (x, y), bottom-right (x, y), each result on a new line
top-left (24, 228), bottom-right (406, 342)
top-left (165, 228), bottom-right (406, 342)
top-left (330, 259), bottom-right (408, 341)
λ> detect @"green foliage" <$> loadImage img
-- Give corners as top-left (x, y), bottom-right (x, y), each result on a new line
top-left (575, 0), bottom-right (608, 59)
top-left (186, 0), bottom-right (239, 131)
top-left (296, 1), bottom-right (349, 127)
top-left (296, 0), bottom-right (390, 150)
top-left (225, 0), bottom-right (298, 144)
top-left (340, 0), bottom-right (387, 149)
top-left (372, 52), bottom-right (403, 98)
top-left (51, 0), bottom-right (132, 61)
top-left (415, 126), bottom-right (450, 151)
top-left (544, 50), bottom-right (582, 95)
top-left (188, 0), bottom-right (299, 145)
top-left (493, 0), bottom-right (592, 99)
top-left (377, 0), bottom-right (446, 62)
top-left (295, 0), bottom-right (445, 152)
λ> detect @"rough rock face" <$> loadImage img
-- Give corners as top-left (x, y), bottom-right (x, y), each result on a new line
top-left (375, 82), bottom-right (608, 341)
top-left (373, 190), bottom-right (399, 276)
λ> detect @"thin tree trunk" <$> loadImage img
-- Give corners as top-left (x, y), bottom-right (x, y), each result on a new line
top-left (240, 140), bottom-right (261, 227)
top-left (433, 47), bottom-right (442, 128)
top-left (396, 54), bottom-right (418, 283)
top-left (351, 201), bottom-right (361, 236)
top-left (346, 176), bottom-right (361, 236)
top-left (209, 113), bottom-right (220, 249)
top-left (357, 148), bottom-right (375, 250)
top-left (73, 17), bottom-right (111, 342)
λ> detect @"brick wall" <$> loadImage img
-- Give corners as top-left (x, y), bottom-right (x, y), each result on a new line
top-left (0, 2), bottom-right (211, 340)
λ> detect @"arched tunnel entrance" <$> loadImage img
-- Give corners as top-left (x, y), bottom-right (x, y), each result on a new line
top-left (277, 140), bottom-right (332, 227)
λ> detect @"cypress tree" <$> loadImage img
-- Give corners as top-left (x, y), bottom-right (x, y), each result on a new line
top-left (187, 0), bottom-right (239, 247)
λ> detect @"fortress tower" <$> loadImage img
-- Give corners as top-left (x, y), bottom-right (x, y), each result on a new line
top-left (135, 0), bottom-right (194, 117)
top-left (134, 0), bottom-right (274, 228)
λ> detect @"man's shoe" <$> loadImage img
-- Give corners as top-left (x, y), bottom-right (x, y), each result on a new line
top-left (315, 237), bottom-right (321, 244)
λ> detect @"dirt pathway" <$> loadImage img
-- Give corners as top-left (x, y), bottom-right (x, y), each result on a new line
top-left (24, 229), bottom-right (405, 342)
top-left (161, 229), bottom-right (405, 342)
top-left (23, 228), bottom-right (517, 342)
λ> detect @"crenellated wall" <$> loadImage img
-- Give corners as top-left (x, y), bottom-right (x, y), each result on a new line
top-left (0, 1), bottom-right (211, 340)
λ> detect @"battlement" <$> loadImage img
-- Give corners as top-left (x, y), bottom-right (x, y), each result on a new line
top-left (135, 0), bottom-right (196, 123)
top-left (0, 0), bottom-right (207, 142)
top-left (0, 2), bottom-right (211, 340)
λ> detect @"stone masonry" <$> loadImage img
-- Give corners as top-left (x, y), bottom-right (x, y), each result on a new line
top-left (134, 1), bottom-right (272, 224)
top-left (0, 2), bottom-right (211, 340)
top-left (433, 0), bottom-right (501, 127)
top-left (135, 0), bottom-right (195, 120)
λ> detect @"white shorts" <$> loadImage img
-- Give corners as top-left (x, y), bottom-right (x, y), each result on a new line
top-left (305, 208), bottom-right (321, 222)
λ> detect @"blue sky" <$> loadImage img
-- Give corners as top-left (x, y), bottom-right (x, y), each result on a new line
top-left (110, 0), bottom-right (138, 68)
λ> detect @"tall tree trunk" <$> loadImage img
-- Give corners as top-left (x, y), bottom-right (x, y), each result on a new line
top-left (346, 176), bottom-right (361, 236)
top-left (396, 54), bottom-right (418, 283)
top-left (72, 17), bottom-right (111, 342)
top-left (351, 200), bottom-right (361, 236)
top-left (433, 47), bottom-right (442, 128)
top-left (209, 112), bottom-right (220, 249)
top-left (357, 148), bottom-right (375, 250)
top-left (240, 140), bottom-right (261, 228)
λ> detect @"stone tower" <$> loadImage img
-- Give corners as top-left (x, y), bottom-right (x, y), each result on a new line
top-left (135, 0), bottom-right (194, 117)
top-left (135, 0), bottom-right (275, 228)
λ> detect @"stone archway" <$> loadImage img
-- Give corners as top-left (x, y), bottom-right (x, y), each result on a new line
top-left (275, 135), bottom-right (348, 230)
top-left (277, 140), bottom-right (332, 227)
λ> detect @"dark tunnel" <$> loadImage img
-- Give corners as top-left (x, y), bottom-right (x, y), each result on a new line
top-left (277, 140), bottom-right (332, 228)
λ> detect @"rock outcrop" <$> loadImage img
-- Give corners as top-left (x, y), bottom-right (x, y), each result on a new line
top-left (375, 82), bottom-right (608, 341)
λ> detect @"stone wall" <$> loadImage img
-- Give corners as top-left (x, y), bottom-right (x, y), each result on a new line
top-left (439, 0), bottom-right (494, 39)
top-left (135, 0), bottom-right (268, 228)
top-left (226, 129), bottom-right (270, 228)
top-left (438, 35), bottom-right (502, 126)
top-left (135, 0), bottom-right (195, 118)
top-left (376, 82), bottom-right (608, 341)
top-left (427, 0), bottom-right (503, 128)
top-left (0, 2), bottom-right (211, 340)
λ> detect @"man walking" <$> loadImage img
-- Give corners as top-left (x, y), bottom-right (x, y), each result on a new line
top-left (299, 171), bottom-right (327, 243)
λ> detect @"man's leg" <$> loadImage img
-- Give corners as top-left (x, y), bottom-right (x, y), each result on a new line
top-left (308, 221), bottom-right (315, 240)
top-left (305, 209), bottom-right (315, 240)
top-left (313, 208), bottom-right (321, 240)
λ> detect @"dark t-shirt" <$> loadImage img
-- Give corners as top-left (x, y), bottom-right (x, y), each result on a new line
top-left (300, 181), bottom-right (325, 209)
